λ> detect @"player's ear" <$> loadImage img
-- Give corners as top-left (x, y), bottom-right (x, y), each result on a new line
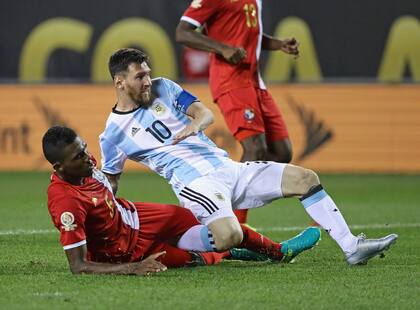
top-left (114, 74), bottom-right (124, 90)
top-left (53, 162), bottom-right (62, 172)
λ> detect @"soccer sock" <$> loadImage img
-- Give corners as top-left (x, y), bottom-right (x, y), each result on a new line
top-left (177, 225), bottom-right (217, 252)
top-left (300, 184), bottom-right (358, 255)
top-left (239, 224), bottom-right (283, 260)
top-left (158, 244), bottom-right (196, 268)
top-left (199, 251), bottom-right (230, 265)
top-left (157, 244), bottom-right (227, 267)
top-left (234, 209), bottom-right (248, 224)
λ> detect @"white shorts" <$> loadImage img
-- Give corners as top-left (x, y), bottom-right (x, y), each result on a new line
top-left (177, 160), bottom-right (286, 225)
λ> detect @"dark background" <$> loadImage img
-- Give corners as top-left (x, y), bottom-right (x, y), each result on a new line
top-left (0, 0), bottom-right (419, 81)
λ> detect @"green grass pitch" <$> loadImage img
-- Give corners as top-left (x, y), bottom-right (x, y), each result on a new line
top-left (0, 172), bottom-right (419, 309)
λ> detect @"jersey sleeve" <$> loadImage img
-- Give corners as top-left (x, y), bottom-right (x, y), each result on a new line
top-left (100, 135), bottom-right (127, 175)
top-left (181, 0), bottom-right (222, 27)
top-left (48, 191), bottom-right (87, 250)
top-left (162, 78), bottom-right (198, 113)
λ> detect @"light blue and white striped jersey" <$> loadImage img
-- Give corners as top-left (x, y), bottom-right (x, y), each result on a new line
top-left (100, 78), bottom-right (229, 193)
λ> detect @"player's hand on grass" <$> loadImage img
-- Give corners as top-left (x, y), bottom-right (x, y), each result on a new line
top-left (221, 46), bottom-right (247, 65)
top-left (280, 38), bottom-right (300, 58)
top-left (172, 123), bottom-right (199, 144)
top-left (134, 251), bottom-right (167, 276)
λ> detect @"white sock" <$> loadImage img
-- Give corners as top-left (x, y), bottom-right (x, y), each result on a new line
top-left (300, 185), bottom-right (358, 255)
top-left (177, 225), bottom-right (216, 252)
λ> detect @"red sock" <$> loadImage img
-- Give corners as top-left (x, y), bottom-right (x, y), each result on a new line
top-left (239, 224), bottom-right (283, 260)
top-left (199, 251), bottom-right (230, 265)
top-left (153, 244), bottom-right (229, 267)
top-left (234, 209), bottom-right (248, 224)
top-left (157, 244), bottom-right (196, 268)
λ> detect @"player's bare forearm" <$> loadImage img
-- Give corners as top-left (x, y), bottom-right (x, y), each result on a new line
top-left (176, 21), bottom-right (246, 64)
top-left (172, 101), bottom-right (214, 144)
top-left (188, 101), bottom-right (214, 132)
top-left (262, 34), bottom-right (299, 57)
top-left (261, 34), bottom-right (284, 50)
top-left (70, 260), bottom-right (165, 276)
top-left (65, 245), bottom-right (167, 276)
top-left (176, 21), bottom-right (228, 55)
top-left (103, 172), bottom-right (121, 195)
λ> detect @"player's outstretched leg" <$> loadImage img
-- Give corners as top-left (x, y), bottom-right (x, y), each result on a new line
top-left (177, 222), bottom-right (321, 263)
top-left (282, 164), bottom-right (398, 265)
top-left (237, 225), bottom-right (321, 263)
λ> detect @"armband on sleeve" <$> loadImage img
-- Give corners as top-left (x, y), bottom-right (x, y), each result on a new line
top-left (175, 90), bottom-right (198, 113)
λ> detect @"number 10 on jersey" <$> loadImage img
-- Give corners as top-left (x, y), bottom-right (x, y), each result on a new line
top-left (145, 120), bottom-right (172, 143)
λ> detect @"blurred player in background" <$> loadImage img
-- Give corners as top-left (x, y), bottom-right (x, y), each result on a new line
top-left (100, 48), bottom-right (397, 266)
top-left (43, 126), bottom-right (320, 275)
top-left (176, 0), bottom-right (299, 225)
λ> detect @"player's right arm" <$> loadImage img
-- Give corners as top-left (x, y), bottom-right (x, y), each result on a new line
top-left (104, 172), bottom-right (121, 195)
top-left (175, 21), bottom-right (246, 65)
top-left (172, 100), bottom-right (214, 144)
top-left (262, 34), bottom-right (300, 57)
top-left (65, 245), bottom-right (167, 276)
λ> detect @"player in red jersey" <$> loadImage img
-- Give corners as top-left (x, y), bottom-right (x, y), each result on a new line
top-left (45, 127), bottom-right (218, 275)
top-left (43, 126), bottom-right (321, 275)
top-left (176, 0), bottom-right (299, 224)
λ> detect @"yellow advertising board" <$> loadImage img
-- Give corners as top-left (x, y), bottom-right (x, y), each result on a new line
top-left (0, 84), bottom-right (419, 172)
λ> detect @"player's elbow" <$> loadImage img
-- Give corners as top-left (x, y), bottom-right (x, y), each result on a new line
top-left (69, 263), bottom-right (83, 275)
top-left (104, 173), bottom-right (119, 195)
top-left (175, 23), bottom-right (194, 44)
top-left (69, 260), bottom-right (88, 275)
top-left (110, 182), bottom-right (118, 195)
top-left (175, 25), bottom-right (187, 44)
top-left (206, 109), bottom-right (215, 125)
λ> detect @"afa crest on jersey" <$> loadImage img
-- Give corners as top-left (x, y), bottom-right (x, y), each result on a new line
top-left (215, 191), bottom-right (225, 201)
top-left (152, 102), bottom-right (166, 116)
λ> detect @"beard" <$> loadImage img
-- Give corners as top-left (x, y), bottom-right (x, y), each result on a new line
top-left (133, 89), bottom-right (155, 108)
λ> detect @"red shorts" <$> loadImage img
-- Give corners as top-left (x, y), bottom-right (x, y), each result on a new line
top-left (216, 87), bottom-right (289, 142)
top-left (131, 202), bottom-right (199, 262)
top-left (131, 202), bottom-right (226, 267)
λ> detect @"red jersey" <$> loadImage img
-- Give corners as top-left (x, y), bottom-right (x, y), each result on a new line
top-left (182, 0), bottom-right (266, 100)
top-left (47, 169), bottom-right (140, 263)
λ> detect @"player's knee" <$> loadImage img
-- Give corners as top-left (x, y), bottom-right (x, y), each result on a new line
top-left (213, 227), bottom-right (243, 251)
top-left (301, 169), bottom-right (320, 193)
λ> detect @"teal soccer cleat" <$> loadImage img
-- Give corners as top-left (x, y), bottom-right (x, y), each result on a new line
top-left (228, 248), bottom-right (270, 262)
top-left (228, 227), bottom-right (321, 263)
top-left (280, 227), bottom-right (321, 263)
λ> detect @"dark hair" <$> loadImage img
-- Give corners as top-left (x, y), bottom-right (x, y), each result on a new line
top-left (108, 48), bottom-right (149, 79)
top-left (42, 126), bottom-right (77, 164)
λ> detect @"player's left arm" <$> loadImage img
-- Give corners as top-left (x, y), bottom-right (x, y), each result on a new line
top-left (65, 244), bottom-right (167, 275)
top-left (172, 101), bottom-right (214, 144)
top-left (99, 136), bottom-right (127, 193)
top-left (262, 34), bottom-right (299, 57)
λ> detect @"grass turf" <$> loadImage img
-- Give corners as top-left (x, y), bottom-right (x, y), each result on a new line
top-left (0, 172), bottom-right (419, 309)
